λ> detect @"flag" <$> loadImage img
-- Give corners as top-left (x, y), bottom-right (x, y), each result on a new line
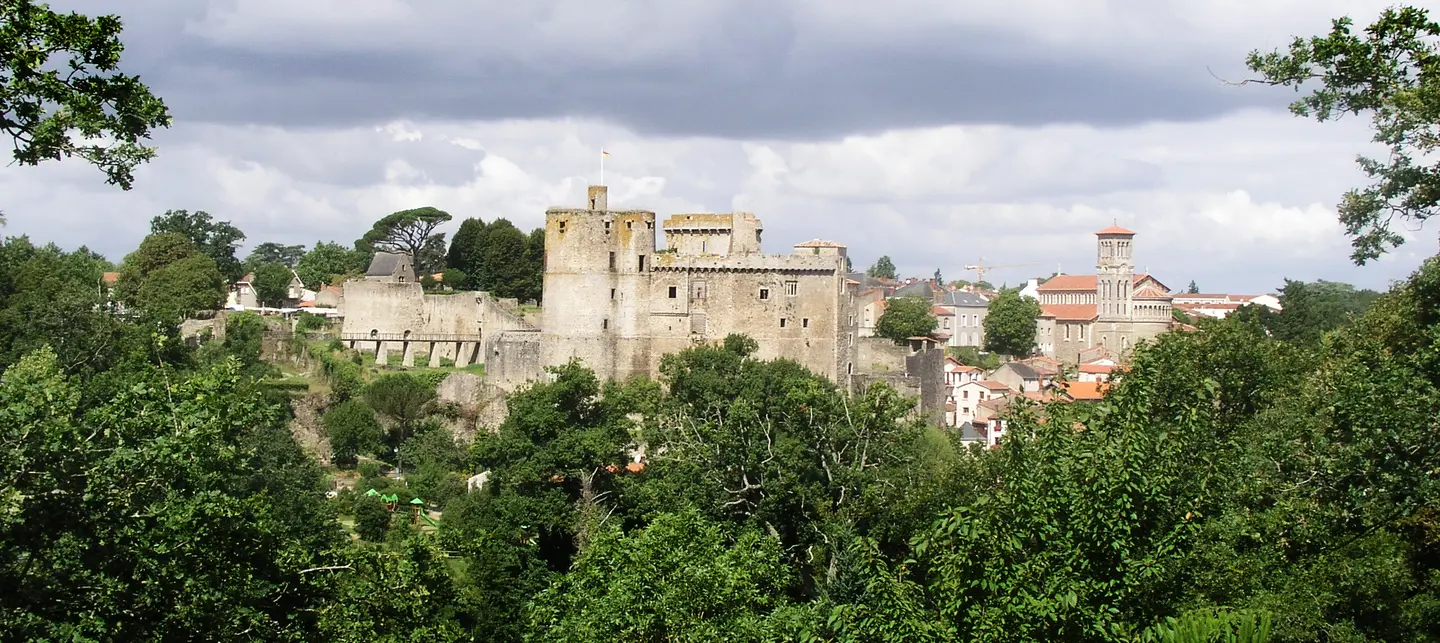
top-left (601, 150), bottom-right (610, 157)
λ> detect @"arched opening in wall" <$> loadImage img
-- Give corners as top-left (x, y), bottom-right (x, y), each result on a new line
top-left (370, 329), bottom-right (378, 338)
top-left (403, 330), bottom-right (412, 339)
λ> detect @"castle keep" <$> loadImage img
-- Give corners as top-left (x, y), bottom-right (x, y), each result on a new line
top-left (536, 185), bottom-right (861, 383)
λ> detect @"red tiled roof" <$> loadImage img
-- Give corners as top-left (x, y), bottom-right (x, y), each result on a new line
top-left (102, 271), bottom-right (119, 286)
top-left (976, 380), bottom-right (1013, 392)
top-left (1078, 363), bottom-right (1115, 374)
top-left (1133, 284), bottom-right (1172, 299)
top-left (1040, 304), bottom-right (1098, 321)
top-left (1095, 225), bottom-right (1135, 235)
top-left (1063, 381), bottom-right (1109, 400)
top-left (1037, 273), bottom-right (1157, 292)
top-left (932, 306), bottom-right (954, 316)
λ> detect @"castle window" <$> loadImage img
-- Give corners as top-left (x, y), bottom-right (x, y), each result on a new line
top-left (559, 221), bottom-right (567, 233)
top-left (759, 288), bottom-right (770, 300)
top-left (609, 252), bottom-right (616, 270)
top-left (626, 221), bottom-right (633, 230)
top-left (668, 286), bottom-right (677, 299)
top-left (605, 220), bottom-right (612, 232)
top-left (701, 240), bottom-right (707, 253)
top-left (610, 288), bottom-right (616, 300)
top-left (784, 280), bottom-right (798, 296)
top-left (646, 221), bottom-right (653, 229)
top-left (780, 318), bottom-right (788, 328)
top-left (802, 318), bottom-right (810, 328)
top-left (603, 319), bottom-right (609, 330)
top-left (638, 255), bottom-right (646, 271)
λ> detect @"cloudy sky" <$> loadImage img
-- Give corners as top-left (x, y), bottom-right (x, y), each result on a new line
top-left (0, 0), bottom-right (1430, 293)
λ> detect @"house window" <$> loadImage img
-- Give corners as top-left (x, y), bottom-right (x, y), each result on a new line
top-left (962, 390), bottom-right (969, 399)
top-left (638, 255), bottom-right (646, 271)
top-left (943, 318), bottom-right (951, 329)
top-left (784, 280), bottom-right (798, 296)
top-left (1065, 324), bottom-right (1071, 340)
top-left (608, 252), bottom-right (616, 270)
top-left (759, 288), bottom-right (770, 300)
top-left (780, 318), bottom-right (788, 328)
top-left (963, 407), bottom-right (970, 415)
top-left (802, 318), bottom-right (810, 328)
top-left (668, 286), bottom-right (677, 299)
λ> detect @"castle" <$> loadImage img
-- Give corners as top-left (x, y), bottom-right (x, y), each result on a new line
top-left (533, 185), bottom-right (863, 383)
top-left (1033, 226), bottom-right (1174, 363)
top-left (336, 185), bottom-right (945, 421)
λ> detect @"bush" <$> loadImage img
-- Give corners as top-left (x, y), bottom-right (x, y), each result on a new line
top-left (353, 495), bottom-right (391, 542)
top-left (357, 460), bottom-right (381, 479)
top-left (296, 312), bottom-right (329, 332)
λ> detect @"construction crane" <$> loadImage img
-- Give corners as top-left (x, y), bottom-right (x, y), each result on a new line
top-left (962, 258), bottom-right (1040, 285)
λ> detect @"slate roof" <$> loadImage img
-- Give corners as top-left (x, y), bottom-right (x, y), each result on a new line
top-left (940, 291), bottom-right (988, 307)
top-left (366, 252), bottom-right (407, 277)
top-left (891, 281), bottom-right (936, 298)
top-left (999, 362), bottom-right (1042, 380)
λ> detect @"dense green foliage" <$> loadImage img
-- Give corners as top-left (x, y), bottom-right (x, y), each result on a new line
top-left (876, 295), bottom-right (937, 342)
top-left (1232, 279), bottom-right (1381, 347)
top-left (245, 242), bottom-right (306, 270)
top-left (0, 1), bottom-right (171, 189)
top-left (984, 288), bottom-right (1042, 356)
top-left (251, 261), bottom-right (294, 305)
top-left (1246, 6), bottom-right (1440, 264)
top-left (149, 210), bottom-right (247, 283)
top-left (295, 240), bottom-right (369, 288)
top-left (114, 233), bottom-right (226, 324)
top-left (445, 217), bottom-right (545, 302)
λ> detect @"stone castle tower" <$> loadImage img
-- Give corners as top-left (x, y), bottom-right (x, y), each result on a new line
top-left (1095, 225), bottom-right (1135, 321)
top-left (540, 185), bottom-right (658, 381)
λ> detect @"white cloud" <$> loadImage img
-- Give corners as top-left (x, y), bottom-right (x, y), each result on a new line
top-left (0, 107), bottom-right (1425, 294)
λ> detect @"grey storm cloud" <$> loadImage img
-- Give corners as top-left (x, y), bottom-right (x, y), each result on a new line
top-left (66, 0), bottom-right (1282, 139)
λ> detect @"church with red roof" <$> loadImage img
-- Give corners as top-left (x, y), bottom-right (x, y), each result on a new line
top-left (1031, 225), bottom-right (1175, 364)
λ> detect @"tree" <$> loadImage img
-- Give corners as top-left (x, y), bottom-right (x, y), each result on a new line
top-left (875, 296), bottom-right (937, 342)
top-left (245, 242), bottom-right (305, 270)
top-left (1258, 279), bottom-right (1381, 346)
top-left (295, 241), bottom-right (367, 288)
top-left (325, 401), bottom-right (383, 468)
top-left (1244, 6), bottom-right (1440, 264)
top-left (528, 510), bottom-right (793, 641)
top-left (520, 227), bottom-right (545, 303)
top-left (479, 219), bottom-right (531, 300)
top-left (867, 256), bottom-right (898, 280)
top-left (251, 262), bottom-right (293, 306)
top-left (352, 495), bottom-right (391, 542)
top-left (0, 2), bottom-right (171, 189)
top-left (983, 288), bottom-right (1041, 356)
top-left (149, 210), bottom-right (246, 282)
top-left (114, 233), bottom-right (225, 323)
top-left (447, 217), bottom-right (488, 287)
top-left (364, 373), bottom-right (437, 467)
top-left (357, 206), bottom-right (452, 268)
top-left (1187, 280), bottom-right (1200, 294)
top-left (933, 268), bottom-right (943, 284)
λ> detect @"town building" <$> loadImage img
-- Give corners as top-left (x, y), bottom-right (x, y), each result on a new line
top-left (1033, 226), bottom-right (1175, 364)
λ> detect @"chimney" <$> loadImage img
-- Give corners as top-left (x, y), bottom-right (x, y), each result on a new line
top-left (587, 185), bottom-right (608, 211)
